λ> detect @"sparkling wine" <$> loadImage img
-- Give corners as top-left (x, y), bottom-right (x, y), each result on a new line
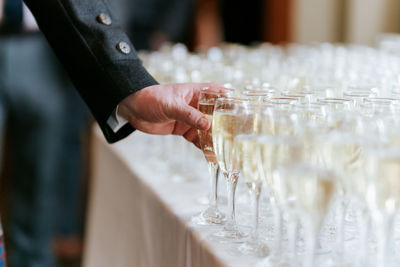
top-left (285, 164), bottom-right (335, 215)
top-left (258, 135), bottom-right (301, 185)
top-left (234, 134), bottom-right (261, 185)
top-left (236, 101), bottom-right (264, 135)
top-left (198, 102), bottom-right (216, 163)
top-left (318, 132), bottom-right (366, 195)
top-left (257, 135), bottom-right (302, 203)
top-left (212, 111), bottom-right (237, 172)
top-left (321, 133), bottom-right (363, 170)
top-left (260, 111), bottom-right (297, 136)
top-left (366, 150), bottom-right (400, 212)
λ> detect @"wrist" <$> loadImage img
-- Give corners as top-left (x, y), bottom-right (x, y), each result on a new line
top-left (117, 92), bottom-right (138, 123)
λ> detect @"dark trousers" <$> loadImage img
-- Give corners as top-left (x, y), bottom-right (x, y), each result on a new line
top-left (0, 33), bottom-right (87, 267)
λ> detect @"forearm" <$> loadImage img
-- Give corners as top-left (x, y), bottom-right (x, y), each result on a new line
top-left (24, 0), bottom-right (158, 143)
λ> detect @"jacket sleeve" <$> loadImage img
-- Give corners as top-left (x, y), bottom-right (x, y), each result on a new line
top-left (23, 0), bottom-right (158, 143)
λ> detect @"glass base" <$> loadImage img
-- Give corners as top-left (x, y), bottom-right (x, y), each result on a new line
top-left (254, 256), bottom-right (289, 267)
top-left (209, 225), bottom-right (248, 243)
top-left (255, 252), bottom-right (337, 267)
top-left (191, 207), bottom-right (226, 226)
top-left (239, 239), bottom-right (270, 257)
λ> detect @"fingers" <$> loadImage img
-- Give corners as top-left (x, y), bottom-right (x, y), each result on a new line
top-left (184, 83), bottom-right (227, 108)
top-left (170, 104), bottom-right (210, 131)
top-left (188, 83), bottom-right (234, 110)
top-left (183, 128), bottom-right (201, 149)
top-left (169, 83), bottom-right (230, 130)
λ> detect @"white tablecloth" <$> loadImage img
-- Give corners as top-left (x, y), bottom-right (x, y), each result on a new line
top-left (83, 128), bottom-right (263, 267)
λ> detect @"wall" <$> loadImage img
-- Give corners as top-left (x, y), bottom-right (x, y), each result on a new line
top-left (291, 0), bottom-right (400, 45)
top-left (291, 0), bottom-right (344, 43)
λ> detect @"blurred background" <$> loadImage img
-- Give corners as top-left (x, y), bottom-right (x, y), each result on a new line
top-left (0, 0), bottom-right (399, 266)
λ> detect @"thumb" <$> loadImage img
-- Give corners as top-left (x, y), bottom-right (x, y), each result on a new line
top-left (170, 104), bottom-right (210, 130)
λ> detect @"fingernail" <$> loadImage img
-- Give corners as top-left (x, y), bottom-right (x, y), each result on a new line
top-left (197, 117), bottom-right (209, 129)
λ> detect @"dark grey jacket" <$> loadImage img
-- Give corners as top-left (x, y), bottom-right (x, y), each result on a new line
top-left (23, 0), bottom-right (158, 143)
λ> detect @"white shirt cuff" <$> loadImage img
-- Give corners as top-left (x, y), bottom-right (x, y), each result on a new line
top-left (107, 105), bottom-right (129, 132)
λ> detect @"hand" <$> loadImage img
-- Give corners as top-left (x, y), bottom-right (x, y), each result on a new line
top-left (118, 83), bottom-right (225, 147)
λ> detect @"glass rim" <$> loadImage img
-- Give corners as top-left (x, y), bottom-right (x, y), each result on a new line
top-left (200, 87), bottom-right (235, 95)
top-left (215, 96), bottom-right (249, 103)
top-left (359, 102), bottom-right (391, 108)
top-left (242, 90), bottom-right (274, 97)
top-left (281, 91), bottom-right (313, 97)
top-left (317, 97), bottom-right (352, 104)
top-left (364, 97), bottom-right (400, 103)
top-left (243, 88), bottom-right (276, 92)
top-left (264, 97), bottom-right (298, 104)
top-left (343, 90), bottom-right (372, 97)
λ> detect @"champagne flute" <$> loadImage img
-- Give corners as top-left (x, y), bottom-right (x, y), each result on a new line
top-left (242, 88), bottom-right (276, 101)
top-left (192, 87), bottom-right (233, 225)
top-left (364, 97), bottom-right (400, 105)
top-left (281, 163), bottom-right (336, 267)
top-left (265, 97), bottom-right (298, 106)
top-left (211, 97), bottom-right (248, 241)
top-left (316, 115), bottom-right (376, 262)
top-left (257, 134), bottom-right (303, 265)
top-left (254, 107), bottom-right (302, 265)
top-left (234, 102), bottom-right (273, 255)
top-left (364, 148), bottom-right (400, 267)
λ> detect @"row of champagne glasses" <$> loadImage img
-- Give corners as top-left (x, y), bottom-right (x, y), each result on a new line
top-left (193, 85), bottom-right (400, 266)
top-left (138, 42), bottom-right (400, 266)
top-left (140, 42), bottom-right (400, 99)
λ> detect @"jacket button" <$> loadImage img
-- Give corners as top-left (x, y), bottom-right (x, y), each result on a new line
top-left (116, 41), bottom-right (131, 55)
top-left (97, 13), bottom-right (112, 26)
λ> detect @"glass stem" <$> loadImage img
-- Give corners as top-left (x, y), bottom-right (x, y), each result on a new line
top-left (335, 196), bottom-right (346, 261)
top-left (286, 214), bottom-right (297, 267)
top-left (273, 205), bottom-right (282, 257)
top-left (224, 171), bottom-right (239, 230)
top-left (250, 183), bottom-right (262, 241)
top-left (356, 206), bottom-right (368, 266)
top-left (385, 213), bottom-right (396, 267)
top-left (207, 161), bottom-right (219, 210)
top-left (376, 211), bottom-right (395, 267)
top-left (304, 216), bottom-right (317, 267)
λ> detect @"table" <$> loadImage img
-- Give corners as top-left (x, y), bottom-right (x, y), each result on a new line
top-left (82, 128), bottom-right (263, 267)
